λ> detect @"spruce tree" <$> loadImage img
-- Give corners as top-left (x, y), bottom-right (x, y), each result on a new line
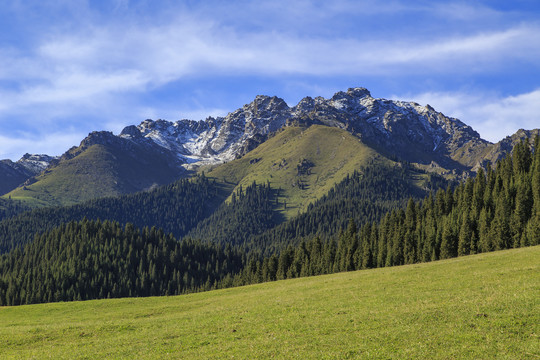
top-left (457, 214), bottom-right (472, 256)
top-left (440, 216), bottom-right (457, 259)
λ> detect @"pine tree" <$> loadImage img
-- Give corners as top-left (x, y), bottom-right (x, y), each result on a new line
top-left (457, 214), bottom-right (472, 256)
top-left (532, 136), bottom-right (540, 217)
top-left (491, 194), bottom-right (511, 250)
top-left (440, 216), bottom-right (457, 259)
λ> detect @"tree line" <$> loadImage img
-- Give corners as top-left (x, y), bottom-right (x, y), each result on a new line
top-left (248, 162), bottom-right (447, 254)
top-left (186, 181), bottom-right (282, 247)
top-left (0, 175), bottom-right (227, 254)
top-left (0, 163), bottom-right (450, 306)
top-left (0, 219), bottom-right (245, 306)
top-left (0, 197), bottom-right (30, 222)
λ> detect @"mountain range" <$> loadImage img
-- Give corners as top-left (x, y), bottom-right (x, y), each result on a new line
top-left (1, 87), bottom-right (538, 208)
top-left (0, 86), bottom-right (539, 308)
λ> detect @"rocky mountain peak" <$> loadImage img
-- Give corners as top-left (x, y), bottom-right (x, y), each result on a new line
top-left (40, 87), bottom-right (534, 176)
top-left (119, 125), bottom-right (143, 138)
top-left (118, 87), bottom-right (491, 171)
top-left (249, 95), bottom-right (289, 111)
top-left (81, 131), bottom-right (117, 148)
top-left (0, 153), bottom-right (59, 195)
top-left (347, 87), bottom-right (371, 98)
top-left (327, 87), bottom-right (370, 102)
top-left (239, 95), bottom-right (290, 120)
top-left (16, 153), bottom-right (57, 174)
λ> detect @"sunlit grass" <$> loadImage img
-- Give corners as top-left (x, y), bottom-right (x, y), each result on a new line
top-left (1, 246), bottom-right (538, 359)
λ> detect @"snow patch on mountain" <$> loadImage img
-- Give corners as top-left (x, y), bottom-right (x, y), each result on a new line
top-left (117, 87), bottom-right (486, 170)
top-left (17, 154), bottom-right (57, 174)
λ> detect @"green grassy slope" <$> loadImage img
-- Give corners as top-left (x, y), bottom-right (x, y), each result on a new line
top-left (4, 144), bottom-right (183, 207)
top-left (5, 145), bottom-right (124, 207)
top-left (206, 125), bottom-right (395, 219)
top-left (1, 246), bottom-right (538, 359)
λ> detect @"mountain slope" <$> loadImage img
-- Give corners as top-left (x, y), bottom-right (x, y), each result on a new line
top-left (205, 125), bottom-right (394, 219)
top-left (0, 197), bottom-right (30, 221)
top-left (0, 160), bottom-right (31, 196)
top-left (5, 131), bottom-right (186, 206)
top-left (2, 87), bottom-right (538, 207)
top-left (0, 154), bottom-right (55, 195)
top-left (477, 128), bottom-right (540, 168)
top-left (122, 88), bottom-right (539, 178)
top-left (0, 176), bottom-right (230, 255)
top-left (121, 87), bottom-right (491, 173)
top-left (249, 163), bottom-right (446, 254)
top-left (121, 95), bottom-right (291, 166)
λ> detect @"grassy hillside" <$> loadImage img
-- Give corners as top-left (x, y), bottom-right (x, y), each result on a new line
top-left (1, 246), bottom-right (538, 359)
top-left (4, 143), bottom-right (183, 207)
top-left (5, 145), bottom-right (124, 207)
top-left (206, 125), bottom-right (400, 219)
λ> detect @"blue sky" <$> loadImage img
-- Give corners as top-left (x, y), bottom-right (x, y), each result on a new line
top-left (1, 0), bottom-right (539, 160)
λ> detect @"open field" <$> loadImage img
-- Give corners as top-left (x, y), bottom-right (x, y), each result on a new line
top-left (1, 246), bottom-right (538, 359)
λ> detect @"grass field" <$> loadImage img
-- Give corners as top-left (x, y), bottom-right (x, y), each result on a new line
top-left (1, 246), bottom-right (538, 359)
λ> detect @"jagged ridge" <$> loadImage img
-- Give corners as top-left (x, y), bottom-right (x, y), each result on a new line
top-left (119, 87), bottom-right (491, 174)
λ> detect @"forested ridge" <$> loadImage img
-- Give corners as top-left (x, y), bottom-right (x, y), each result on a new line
top-left (234, 138), bottom-right (540, 283)
top-left (0, 160), bottom-right (437, 255)
top-left (0, 175), bottom-right (227, 254)
top-left (0, 138), bottom-right (538, 305)
top-left (0, 198), bottom-right (30, 222)
top-left (249, 163), bottom-right (447, 254)
top-left (0, 219), bottom-right (245, 306)
top-left (187, 181), bottom-right (282, 247)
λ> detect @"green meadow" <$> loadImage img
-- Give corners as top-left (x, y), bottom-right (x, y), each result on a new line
top-left (206, 125), bottom-right (388, 219)
top-left (1, 246), bottom-right (538, 359)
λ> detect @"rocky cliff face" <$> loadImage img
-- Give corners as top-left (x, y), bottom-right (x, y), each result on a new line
top-left (480, 129), bottom-right (540, 168)
top-left (290, 88), bottom-right (486, 169)
top-left (119, 95), bottom-right (293, 168)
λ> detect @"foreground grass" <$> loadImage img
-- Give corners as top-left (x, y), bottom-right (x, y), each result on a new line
top-left (1, 246), bottom-right (538, 359)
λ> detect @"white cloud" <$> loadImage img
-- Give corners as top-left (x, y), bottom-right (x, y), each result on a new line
top-left (0, 131), bottom-right (84, 160)
top-left (6, 14), bottom-right (539, 86)
top-left (1, 3), bottom-right (538, 107)
top-left (0, 1), bottom-right (539, 158)
top-left (401, 89), bottom-right (540, 142)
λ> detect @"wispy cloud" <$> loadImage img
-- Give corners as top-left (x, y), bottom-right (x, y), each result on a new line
top-left (3, 17), bottom-right (538, 102)
top-left (0, 0), bottom-right (538, 159)
top-left (0, 131), bottom-right (85, 160)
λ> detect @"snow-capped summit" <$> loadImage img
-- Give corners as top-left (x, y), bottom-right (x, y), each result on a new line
top-left (16, 153), bottom-right (58, 174)
top-left (119, 95), bottom-right (294, 168)
top-left (117, 87), bottom-right (489, 170)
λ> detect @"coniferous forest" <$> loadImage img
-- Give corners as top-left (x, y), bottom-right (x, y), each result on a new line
top-left (233, 138), bottom-right (540, 282)
top-left (0, 197), bottom-right (30, 222)
top-left (0, 176), bottom-right (224, 254)
top-left (0, 220), bottom-right (244, 306)
top-left (0, 138), bottom-right (538, 305)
